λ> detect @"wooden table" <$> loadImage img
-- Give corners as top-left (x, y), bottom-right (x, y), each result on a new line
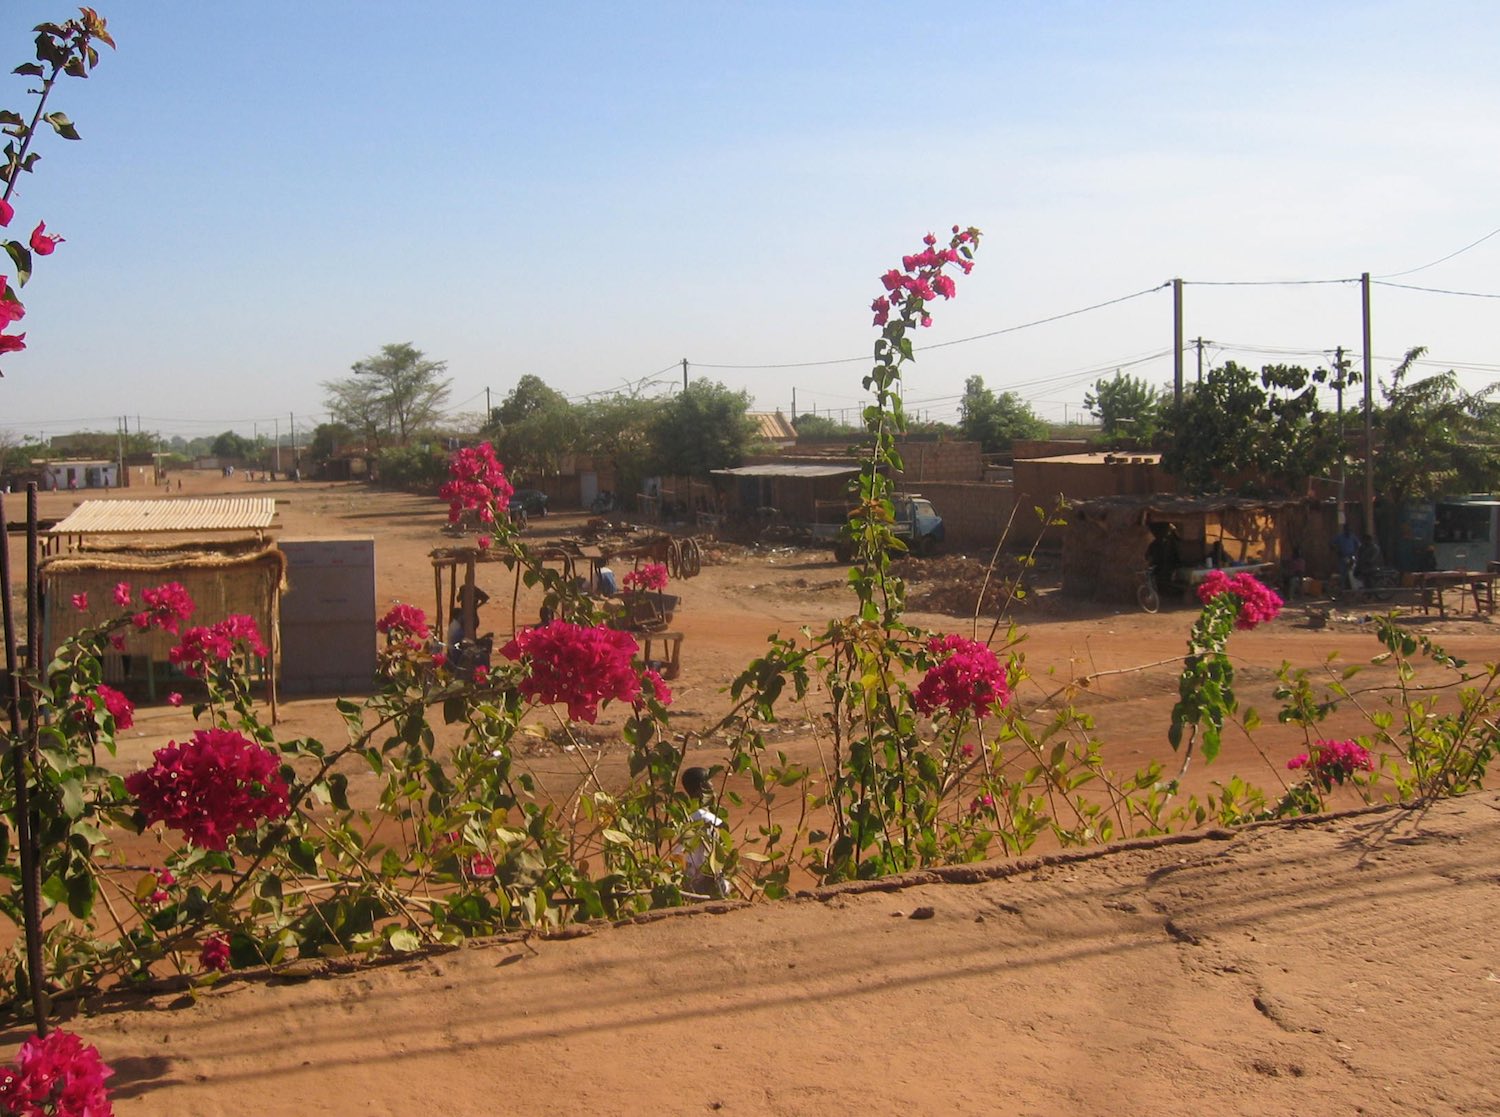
top-left (1415, 570), bottom-right (1497, 617)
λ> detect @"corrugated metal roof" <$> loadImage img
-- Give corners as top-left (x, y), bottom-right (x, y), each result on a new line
top-left (748, 411), bottom-right (798, 442)
top-left (713, 464), bottom-right (860, 478)
top-left (49, 498), bottom-right (279, 535)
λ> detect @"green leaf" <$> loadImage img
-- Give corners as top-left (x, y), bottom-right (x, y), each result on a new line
top-left (12, 64), bottom-right (43, 77)
top-left (387, 928), bottom-right (420, 953)
top-left (4, 240), bottom-right (31, 286)
top-left (59, 778), bottom-right (85, 819)
top-left (67, 871), bottom-right (95, 919)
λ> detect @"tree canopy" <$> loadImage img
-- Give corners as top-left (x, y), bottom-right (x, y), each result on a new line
top-left (489, 375), bottom-right (576, 478)
top-left (958, 376), bottom-right (1047, 453)
top-left (322, 343), bottom-right (452, 450)
top-left (1084, 372), bottom-right (1163, 443)
top-left (647, 379), bottom-right (754, 477)
top-left (210, 430), bottom-right (254, 460)
top-left (1374, 348), bottom-right (1500, 505)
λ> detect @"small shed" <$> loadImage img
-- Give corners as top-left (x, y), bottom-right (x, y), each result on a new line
top-left (40, 498), bottom-right (284, 717)
top-left (1064, 494), bottom-right (1300, 606)
top-left (710, 463), bottom-right (860, 524)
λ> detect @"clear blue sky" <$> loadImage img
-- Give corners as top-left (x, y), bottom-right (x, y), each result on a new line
top-left (1, 0), bottom-right (1497, 441)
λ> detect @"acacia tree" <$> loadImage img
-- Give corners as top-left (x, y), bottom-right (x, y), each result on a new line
top-left (958, 375), bottom-right (1047, 453)
top-left (322, 343), bottom-right (451, 449)
top-left (647, 379), bottom-right (754, 476)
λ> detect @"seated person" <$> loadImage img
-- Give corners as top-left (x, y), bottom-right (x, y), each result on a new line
top-left (447, 584), bottom-right (490, 653)
top-left (1280, 547), bottom-right (1306, 599)
top-left (1354, 534), bottom-right (1382, 588)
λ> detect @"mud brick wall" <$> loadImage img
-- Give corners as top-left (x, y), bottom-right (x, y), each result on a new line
top-left (901, 482), bottom-right (1017, 553)
top-left (892, 440), bottom-right (983, 483)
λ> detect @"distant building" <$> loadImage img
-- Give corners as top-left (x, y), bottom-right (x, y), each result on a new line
top-left (37, 459), bottom-right (118, 490)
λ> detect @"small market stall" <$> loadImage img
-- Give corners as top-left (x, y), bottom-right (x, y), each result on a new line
top-left (1064, 494), bottom-right (1301, 607)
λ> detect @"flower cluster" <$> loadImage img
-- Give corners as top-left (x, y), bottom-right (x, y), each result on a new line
top-left (168, 615), bottom-right (269, 678)
top-left (376, 603), bottom-right (431, 649)
top-left (199, 934), bottom-right (231, 974)
top-left (439, 442), bottom-right (514, 526)
top-left (1195, 569), bottom-right (1283, 630)
top-left (871, 226), bottom-right (980, 328)
top-left (148, 868), bottom-right (175, 905)
top-left (0, 211), bottom-right (67, 369)
top-left (94, 685), bottom-right (133, 731)
top-left (1287, 738), bottom-right (1374, 787)
top-left (621, 563), bottom-right (669, 592)
top-left (913, 634), bottom-right (1009, 718)
top-left (638, 667), bottom-right (672, 709)
top-left (130, 582), bottom-right (195, 635)
top-left (124, 728), bottom-right (291, 851)
top-left (501, 621), bottom-right (664, 723)
top-left (0, 1028), bottom-right (113, 1117)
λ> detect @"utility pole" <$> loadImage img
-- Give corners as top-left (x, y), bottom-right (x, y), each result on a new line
top-left (1334, 346), bottom-right (1347, 529)
top-left (115, 416), bottom-right (124, 487)
top-left (1172, 278), bottom-right (1184, 407)
top-left (1361, 273), bottom-right (1375, 536)
top-left (1193, 337), bottom-right (1211, 384)
top-left (289, 412), bottom-right (296, 474)
top-left (274, 417), bottom-right (281, 476)
top-left (485, 386), bottom-right (491, 425)
top-left (681, 358), bottom-right (689, 394)
top-left (791, 387), bottom-right (796, 421)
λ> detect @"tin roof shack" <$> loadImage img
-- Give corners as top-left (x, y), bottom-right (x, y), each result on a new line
top-left (710, 463), bottom-right (861, 525)
top-left (1064, 494), bottom-right (1295, 607)
top-left (40, 498), bottom-right (284, 718)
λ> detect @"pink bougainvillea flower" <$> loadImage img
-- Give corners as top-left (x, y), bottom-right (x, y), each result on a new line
top-left (113, 581), bottom-right (132, 607)
top-left (501, 620), bottom-right (647, 723)
top-left (0, 198), bottom-right (12, 227)
top-left (634, 667), bottom-right (672, 711)
top-left (621, 562), bottom-right (669, 592)
top-left (156, 868), bottom-right (176, 888)
top-left (96, 684), bottom-right (134, 730)
top-left (167, 691), bottom-right (183, 707)
top-left (872, 226), bottom-right (980, 331)
top-left (170, 615), bottom-right (269, 678)
top-left (131, 581), bottom-right (195, 634)
top-left (200, 934), bottom-right (231, 973)
top-left (913, 634), bottom-right (1009, 718)
top-left (1196, 570), bottom-right (1283, 629)
top-left (469, 853), bottom-right (496, 879)
top-left (0, 1028), bottom-right (114, 1116)
top-left (71, 592), bottom-right (88, 611)
top-left (125, 728), bottom-right (290, 850)
top-left (1287, 738), bottom-right (1374, 788)
top-left (109, 634), bottom-right (125, 651)
top-left (471, 665), bottom-right (489, 686)
top-left (477, 535), bottom-right (491, 552)
top-left (376, 602), bottom-right (430, 642)
top-left (0, 292), bottom-right (24, 329)
top-left (440, 442), bottom-right (514, 526)
top-left (0, 332), bottom-right (26, 356)
top-left (28, 220), bottom-right (63, 255)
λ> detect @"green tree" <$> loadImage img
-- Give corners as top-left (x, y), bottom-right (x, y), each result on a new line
top-left (322, 343), bottom-right (452, 449)
top-left (1374, 347), bottom-right (1500, 505)
top-left (211, 430), bottom-right (254, 459)
top-left (793, 413), bottom-right (862, 439)
top-left (1160, 361), bottom-right (1340, 494)
top-left (576, 394), bottom-right (665, 500)
top-left (490, 375), bottom-right (576, 478)
top-left (647, 380), bottom-right (755, 476)
top-left (1083, 372), bottom-right (1163, 442)
top-left (308, 422), bottom-right (354, 461)
top-left (958, 376), bottom-right (1047, 453)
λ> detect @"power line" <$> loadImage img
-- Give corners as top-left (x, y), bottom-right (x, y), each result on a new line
top-left (692, 283), bottom-right (1171, 370)
top-left (1371, 280), bottom-right (1500, 300)
top-left (1184, 276), bottom-right (1356, 287)
top-left (1375, 224), bottom-right (1500, 279)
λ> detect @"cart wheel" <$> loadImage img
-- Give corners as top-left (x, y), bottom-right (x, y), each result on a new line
top-left (668, 538), bottom-right (684, 579)
top-left (683, 537), bottom-right (702, 577)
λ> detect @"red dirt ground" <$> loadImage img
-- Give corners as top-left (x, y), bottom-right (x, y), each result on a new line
top-left (6, 473), bottom-right (1499, 1115)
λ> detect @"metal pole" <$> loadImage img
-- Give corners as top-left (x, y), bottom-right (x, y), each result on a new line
top-left (681, 358), bottom-right (689, 394)
top-left (274, 418), bottom-right (281, 475)
top-left (1335, 346), bottom-right (1346, 529)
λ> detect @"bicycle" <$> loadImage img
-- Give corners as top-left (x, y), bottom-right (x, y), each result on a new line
top-left (1136, 567), bottom-right (1161, 613)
